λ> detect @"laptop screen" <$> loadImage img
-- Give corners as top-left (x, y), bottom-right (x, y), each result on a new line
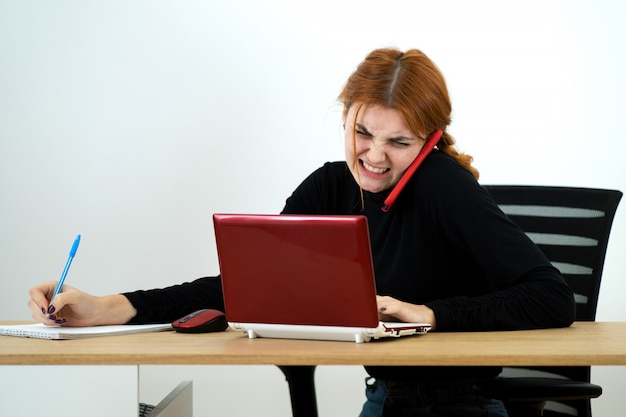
top-left (213, 214), bottom-right (380, 328)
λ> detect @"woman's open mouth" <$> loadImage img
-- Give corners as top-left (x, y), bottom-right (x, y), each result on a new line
top-left (361, 160), bottom-right (390, 175)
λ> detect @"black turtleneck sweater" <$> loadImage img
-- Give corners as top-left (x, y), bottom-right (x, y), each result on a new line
top-left (125, 151), bottom-right (575, 381)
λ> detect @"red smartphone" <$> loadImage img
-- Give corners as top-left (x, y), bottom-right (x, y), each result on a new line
top-left (382, 129), bottom-right (443, 212)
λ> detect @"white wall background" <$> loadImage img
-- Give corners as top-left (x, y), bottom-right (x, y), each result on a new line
top-left (1, 1), bottom-right (625, 416)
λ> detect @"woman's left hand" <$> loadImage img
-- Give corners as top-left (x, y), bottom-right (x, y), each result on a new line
top-left (376, 295), bottom-right (437, 330)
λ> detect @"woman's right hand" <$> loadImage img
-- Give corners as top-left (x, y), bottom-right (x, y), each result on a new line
top-left (28, 281), bottom-right (136, 327)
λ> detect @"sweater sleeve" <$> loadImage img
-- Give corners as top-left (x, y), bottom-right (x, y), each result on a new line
top-left (123, 276), bottom-right (225, 324)
top-left (426, 268), bottom-right (576, 331)
top-left (419, 160), bottom-right (576, 331)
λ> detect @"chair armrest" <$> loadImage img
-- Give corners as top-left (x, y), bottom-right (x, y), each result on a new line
top-left (477, 377), bottom-right (602, 402)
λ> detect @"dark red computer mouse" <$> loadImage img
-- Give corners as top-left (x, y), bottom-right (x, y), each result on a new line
top-left (172, 309), bottom-right (228, 333)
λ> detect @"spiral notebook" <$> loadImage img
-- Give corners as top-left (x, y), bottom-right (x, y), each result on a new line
top-left (0, 323), bottom-right (172, 340)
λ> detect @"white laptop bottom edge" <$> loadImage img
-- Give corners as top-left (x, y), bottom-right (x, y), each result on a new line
top-left (228, 322), bottom-right (431, 344)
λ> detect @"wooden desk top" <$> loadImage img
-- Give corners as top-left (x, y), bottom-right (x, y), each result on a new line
top-left (2, 321), bottom-right (626, 366)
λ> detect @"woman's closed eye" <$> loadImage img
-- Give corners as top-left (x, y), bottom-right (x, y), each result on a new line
top-left (354, 123), bottom-right (415, 147)
top-left (356, 128), bottom-right (372, 138)
top-left (389, 138), bottom-right (411, 147)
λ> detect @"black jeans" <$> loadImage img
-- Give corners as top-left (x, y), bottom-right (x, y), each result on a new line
top-left (359, 377), bottom-right (509, 417)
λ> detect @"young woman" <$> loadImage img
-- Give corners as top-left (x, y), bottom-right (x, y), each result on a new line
top-left (28, 48), bottom-right (575, 417)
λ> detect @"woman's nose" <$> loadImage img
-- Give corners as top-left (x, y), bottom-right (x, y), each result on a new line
top-left (367, 139), bottom-right (386, 163)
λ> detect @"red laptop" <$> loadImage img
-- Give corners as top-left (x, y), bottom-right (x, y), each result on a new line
top-left (212, 214), bottom-right (431, 343)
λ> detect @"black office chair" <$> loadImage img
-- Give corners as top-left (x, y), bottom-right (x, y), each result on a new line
top-left (480, 185), bottom-right (622, 417)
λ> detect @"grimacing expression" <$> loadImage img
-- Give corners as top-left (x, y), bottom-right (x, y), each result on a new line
top-left (344, 104), bottom-right (425, 193)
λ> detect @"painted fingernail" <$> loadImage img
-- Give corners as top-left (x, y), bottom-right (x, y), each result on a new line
top-left (55, 318), bottom-right (66, 325)
top-left (49, 315), bottom-right (57, 321)
top-left (41, 307), bottom-right (46, 315)
top-left (380, 307), bottom-right (387, 312)
top-left (47, 305), bottom-right (56, 314)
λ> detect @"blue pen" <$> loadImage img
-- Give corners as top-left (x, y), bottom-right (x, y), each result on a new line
top-left (50, 234), bottom-right (81, 301)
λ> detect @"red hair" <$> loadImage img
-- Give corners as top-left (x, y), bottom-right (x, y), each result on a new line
top-left (339, 48), bottom-right (479, 180)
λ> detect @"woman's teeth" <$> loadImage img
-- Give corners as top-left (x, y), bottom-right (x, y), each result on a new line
top-left (362, 161), bottom-right (388, 174)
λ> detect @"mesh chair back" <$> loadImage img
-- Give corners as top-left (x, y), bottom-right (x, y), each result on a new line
top-left (485, 186), bottom-right (621, 321)
top-left (484, 185), bottom-right (622, 417)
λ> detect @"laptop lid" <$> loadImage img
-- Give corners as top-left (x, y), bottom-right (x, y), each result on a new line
top-left (212, 214), bottom-right (381, 329)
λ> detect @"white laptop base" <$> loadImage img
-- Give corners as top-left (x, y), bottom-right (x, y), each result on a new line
top-left (229, 321), bottom-right (431, 343)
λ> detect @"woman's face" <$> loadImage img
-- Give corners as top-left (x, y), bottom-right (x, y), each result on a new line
top-left (344, 104), bottom-right (424, 193)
